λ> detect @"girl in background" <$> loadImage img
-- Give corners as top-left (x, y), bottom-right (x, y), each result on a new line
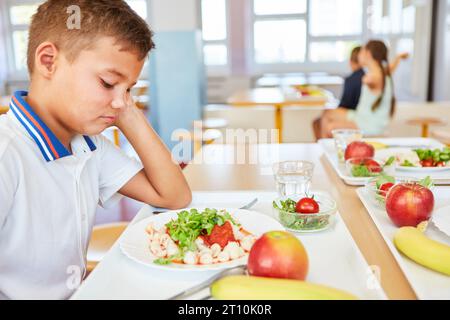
top-left (319, 40), bottom-right (396, 138)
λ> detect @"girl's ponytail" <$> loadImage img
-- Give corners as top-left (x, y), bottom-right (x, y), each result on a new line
top-left (366, 40), bottom-right (396, 117)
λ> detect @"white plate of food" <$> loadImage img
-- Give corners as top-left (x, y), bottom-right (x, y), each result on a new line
top-left (396, 165), bottom-right (450, 173)
top-left (389, 148), bottom-right (450, 172)
top-left (119, 208), bottom-right (285, 271)
top-left (318, 138), bottom-right (445, 186)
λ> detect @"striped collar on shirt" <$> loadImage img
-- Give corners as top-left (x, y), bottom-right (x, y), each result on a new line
top-left (9, 90), bottom-right (96, 162)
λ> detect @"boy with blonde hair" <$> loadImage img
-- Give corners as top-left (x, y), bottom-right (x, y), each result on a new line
top-left (0, 0), bottom-right (192, 299)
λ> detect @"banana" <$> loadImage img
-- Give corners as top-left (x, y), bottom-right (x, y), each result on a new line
top-left (394, 223), bottom-right (450, 276)
top-left (365, 141), bottom-right (388, 150)
top-left (210, 275), bottom-right (358, 300)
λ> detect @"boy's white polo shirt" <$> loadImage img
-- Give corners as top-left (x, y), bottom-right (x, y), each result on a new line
top-left (0, 91), bottom-right (143, 299)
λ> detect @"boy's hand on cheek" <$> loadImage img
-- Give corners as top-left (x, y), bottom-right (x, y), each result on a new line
top-left (114, 94), bottom-right (144, 132)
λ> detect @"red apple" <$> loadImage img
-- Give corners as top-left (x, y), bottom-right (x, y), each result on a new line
top-left (344, 141), bottom-right (375, 161)
top-left (247, 231), bottom-right (309, 280)
top-left (385, 183), bottom-right (434, 227)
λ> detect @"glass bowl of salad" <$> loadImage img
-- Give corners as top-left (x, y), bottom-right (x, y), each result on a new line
top-left (364, 175), bottom-right (434, 209)
top-left (345, 156), bottom-right (395, 178)
top-left (272, 192), bottom-right (337, 233)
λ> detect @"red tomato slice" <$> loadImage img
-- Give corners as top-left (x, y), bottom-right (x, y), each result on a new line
top-left (421, 159), bottom-right (434, 167)
top-left (203, 221), bottom-right (236, 249)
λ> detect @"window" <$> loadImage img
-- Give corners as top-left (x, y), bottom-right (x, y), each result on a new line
top-left (126, 0), bottom-right (148, 20)
top-left (367, 0), bottom-right (416, 35)
top-left (8, 2), bottom-right (42, 72)
top-left (309, 41), bottom-right (358, 62)
top-left (252, 0), bottom-right (364, 67)
top-left (201, 0), bottom-right (228, 67)
top-left (253, 0), bottom-right (307, 65)
top-left (9, 3), bottom-right (40, 25)
top-left (203, 44), bottom-right (228, 66)
top-left (308, 0), bottom-right (363, 63)
top-left (5, 0), bottom-right (148, 75)
top-left (309, 0), bottom-right (362, 36)
top-left (250, 0), bottom-right (416, 70)
top-left (254, 19), bottom-right (306, 64)
top-left (254, 0), bottom-right (307, 15)
top-left (366, 0), bottom-right (415, 57)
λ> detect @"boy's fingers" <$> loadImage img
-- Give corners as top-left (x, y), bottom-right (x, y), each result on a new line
top-left (124, 92), bottom-right (135, 107)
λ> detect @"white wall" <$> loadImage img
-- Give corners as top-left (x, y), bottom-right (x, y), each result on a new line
top-left (408, 0), bottom-right (433, 101)
top-left (433, 0), bottom-right (450, 101)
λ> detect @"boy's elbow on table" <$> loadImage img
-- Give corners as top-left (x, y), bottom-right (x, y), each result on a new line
top-left (150, 187), bottom-right (192, 210)
top-left (170, 188), bottom-right (192, 209)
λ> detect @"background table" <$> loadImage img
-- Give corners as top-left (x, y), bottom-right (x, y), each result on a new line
top-left (227, 88), bottom-right (337, 143)
top-left (255, 73), bottom-right (344, 88)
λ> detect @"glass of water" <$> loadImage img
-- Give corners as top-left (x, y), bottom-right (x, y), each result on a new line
top-left (272, 161), bottom-right (314, 197)
top-left (331, 129), bottom-right (363, 163)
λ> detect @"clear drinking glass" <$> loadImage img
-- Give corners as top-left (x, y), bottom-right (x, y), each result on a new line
top-left (331, 129), bottom-right (363, 163)
top-left (272, 161), bottom-right (314, 196)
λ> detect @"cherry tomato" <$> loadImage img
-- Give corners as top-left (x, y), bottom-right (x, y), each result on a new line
top-left (364, 159), bottom-right (382, 173)
top-left (436, 161), bottom-right (446, 167)
top-left (421, 159), bottom-right (434, 167)
top-left (379, 182), bottom-right (394, 198)
top-left (295, 197), bottom-right (319, 214)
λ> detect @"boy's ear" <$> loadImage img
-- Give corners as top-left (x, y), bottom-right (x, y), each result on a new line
top-left (34, 42), bottom-right (59, 79)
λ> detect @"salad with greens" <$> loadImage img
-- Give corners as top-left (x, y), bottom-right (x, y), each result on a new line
top-left (146, 208), bottom-right (256, 266)
top-left (273, 195), bottom-right (334, 232)
top-left (399, 148), bottom-right (450, 168)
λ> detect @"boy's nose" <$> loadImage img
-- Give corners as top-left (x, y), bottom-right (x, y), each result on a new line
top-left (111, 95), bottom-right (127, 109)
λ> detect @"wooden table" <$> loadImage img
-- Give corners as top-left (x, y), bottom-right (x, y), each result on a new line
top-left (407, 117), bottom-right (447, 138)
top-left (183, 143), bottom-right (417, 300)
top-left (227, 87), bottom-right (337, 143)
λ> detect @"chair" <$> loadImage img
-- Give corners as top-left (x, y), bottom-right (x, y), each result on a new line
top-left (132, 80), bottom-right (150, 111)
top-left (0, 96), bottom-right (10, 115)
top-left (193, 118), bottom-right (228, 131)
top-left (406, 117), bottom-right (446, 138)
top-left (192, 117), bottom-right (227, 152)
top-left (174, 128), bottom-right (223, 155)
top-left (86, 222), bottom-right (129, 274)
